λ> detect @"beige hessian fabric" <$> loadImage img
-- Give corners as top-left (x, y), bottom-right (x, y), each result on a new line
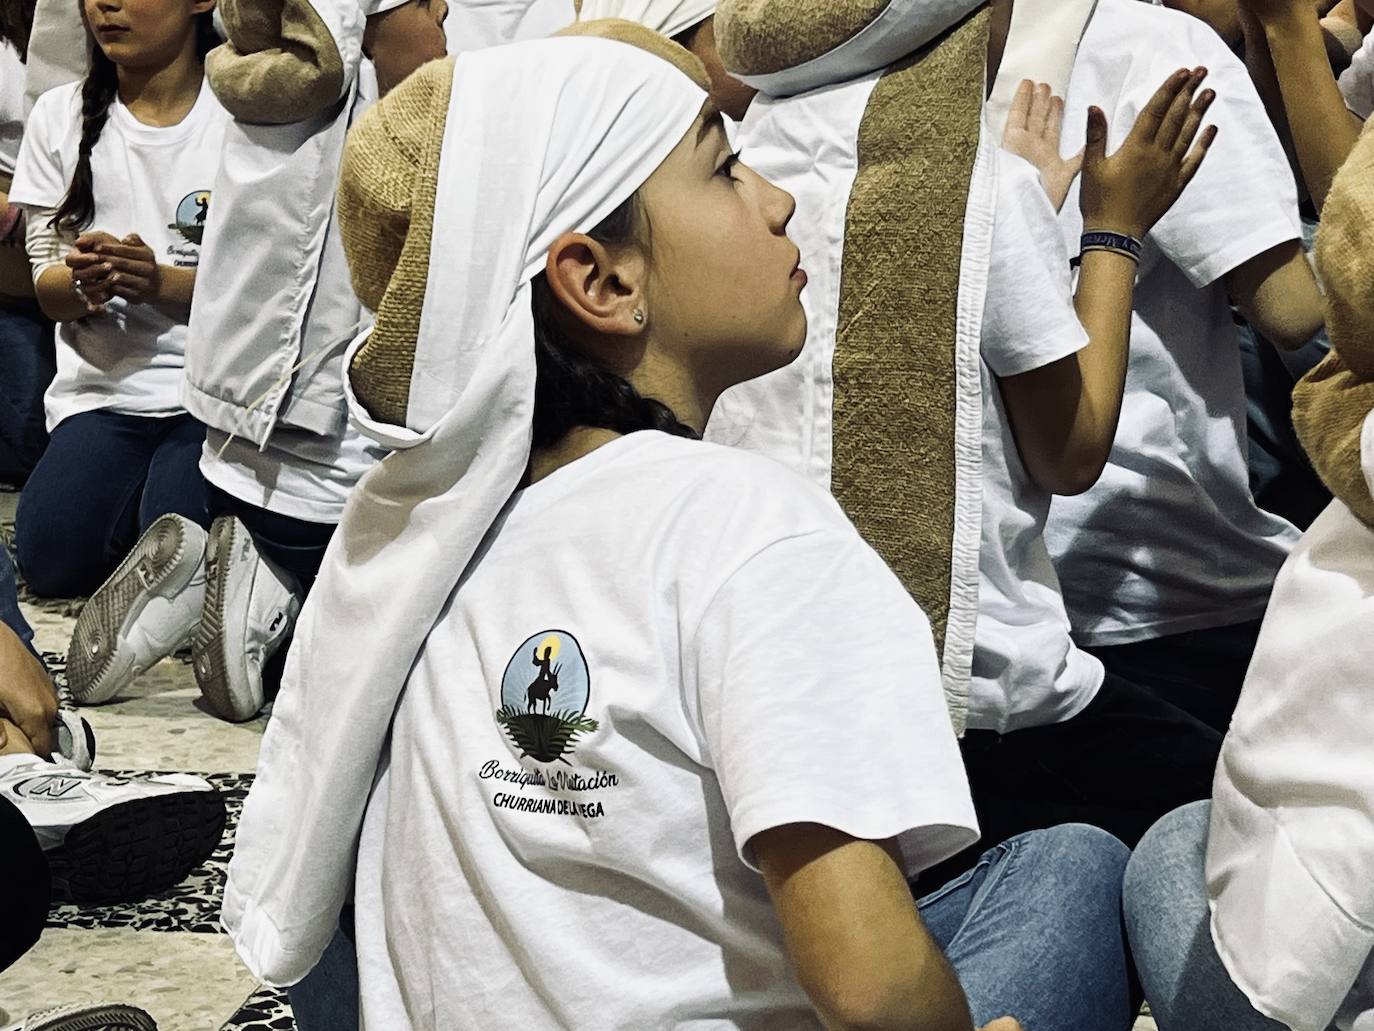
top-left (344, 21), bottom-right (708, 425)
top-left (716, 0), bottom-right (887, 77)
top-left (209, 0), bottom-right (352, 124)
top-left (338, 57), bottom-right (453, 425)
top-left (828, 9), bottom-right (988, 662)
top-left (1293, 119), bottom-right (1374, 528)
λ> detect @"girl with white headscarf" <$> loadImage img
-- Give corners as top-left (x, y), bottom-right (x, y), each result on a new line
top-left (226, 24), bottom-right (1134, 1031)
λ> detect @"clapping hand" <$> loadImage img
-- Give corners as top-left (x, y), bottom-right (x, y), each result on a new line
top-left (1002, 79), bottom-right (1085, 212)
top-left (1079, 66), bottom-right (1218, 239)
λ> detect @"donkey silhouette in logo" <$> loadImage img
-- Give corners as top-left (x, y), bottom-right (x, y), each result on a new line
top-left (527, 645), bottom-right (562, 714)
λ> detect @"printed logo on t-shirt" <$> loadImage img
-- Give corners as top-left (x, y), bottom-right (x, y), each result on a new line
top-left (480, 630), bottom-right (618, 821)
top-left (168, 190), bottom-right (212, 246)
top-left (495, 630), bottom-right (597, 764)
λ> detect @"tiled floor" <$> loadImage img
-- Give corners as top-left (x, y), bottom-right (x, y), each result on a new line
top-left (0, 488), bottom-right (1158, 1030)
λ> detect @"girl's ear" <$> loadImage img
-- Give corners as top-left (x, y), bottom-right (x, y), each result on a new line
top-left (544, 231), bottom-right (646, 339)
top-left (191, 0), bottom-right (218, 17)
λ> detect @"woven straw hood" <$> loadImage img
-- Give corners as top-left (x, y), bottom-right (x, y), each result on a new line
top-left (339, 22), bottom-right (708, 427)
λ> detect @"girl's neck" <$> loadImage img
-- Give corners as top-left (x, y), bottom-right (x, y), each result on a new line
top-left (525, 426), bottom-right (623, 487)
top-left (115, 39), bottom-right (202, 127)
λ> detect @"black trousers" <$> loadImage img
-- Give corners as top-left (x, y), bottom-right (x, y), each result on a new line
top-left (1086, 618), bottom-right (1264, 735)
top-left (917, 671), bottom-right (1222, 892)
top-left (0, 794), bottom-right (50, 972)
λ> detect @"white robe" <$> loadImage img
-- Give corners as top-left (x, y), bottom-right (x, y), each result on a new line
top-left (1208, 410), bottom-right (1374, 1031)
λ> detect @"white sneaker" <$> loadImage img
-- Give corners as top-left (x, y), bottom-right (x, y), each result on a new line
top-left (0, 754), bottom-right (225, 904)
top-left (192, 516), bottom-right (302, 723)
top-left (52, 709), bottom-right (95, 772)
top-left (17, 1003), bottom-right (157, 1031)
top-left (65, 515), bottom-right (207, 706)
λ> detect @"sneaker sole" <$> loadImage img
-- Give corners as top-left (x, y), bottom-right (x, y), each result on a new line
top-left (192, 518), bottom-right (260, 723)
top-left (46, 789), bottom-right (226, 906)
top-left (23, 1004), bottom-right (158, 1031)
top-left (66, 516), bottom-right (204, 706)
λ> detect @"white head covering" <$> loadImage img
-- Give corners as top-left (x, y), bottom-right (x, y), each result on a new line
top-left (24, 0), bottom-right (89, 113)
top-left (362, 0), bottom-right (414, 13)
top-left (223, 33), bottom-right (706, 986)
top-left (578, 0), bottom-right (714, 39)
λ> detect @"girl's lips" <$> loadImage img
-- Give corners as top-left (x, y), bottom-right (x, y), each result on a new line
top-left (791, 267), bottom-right (808, 289)
top-left (96, 25), bottom-right (129, 36)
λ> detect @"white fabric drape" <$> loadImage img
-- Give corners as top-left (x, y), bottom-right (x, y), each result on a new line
top-left (223, 34), bottom-right (706, 986)
top-left (577, 0), bottom-right (714, 38)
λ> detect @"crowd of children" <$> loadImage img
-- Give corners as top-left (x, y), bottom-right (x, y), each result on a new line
top-left (0, 0), bottom-right (1371, 1028)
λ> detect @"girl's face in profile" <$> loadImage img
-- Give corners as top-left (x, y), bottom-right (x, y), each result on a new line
top-left (83, 0), bottom-right (213, 68)
top-left (636, 106), bottom-right (807, 398)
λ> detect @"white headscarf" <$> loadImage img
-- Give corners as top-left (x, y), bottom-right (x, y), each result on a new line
top-left (362, 0), bottom-right (413, 13)
top-left (578, 0), bottom-right (713, 39)
top-left (223, 34), bottom-right (707, 986)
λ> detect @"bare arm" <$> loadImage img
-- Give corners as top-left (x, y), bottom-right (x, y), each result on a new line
top-left (1225, 239), bottom-right (1325, 349)
top-left (1240, 0), bottom-right (1363, 211)
top-left (34, 263), bottom-right (102, 322)
top-left (756, 823), bottom-right (976, 1031)
top-left (999, 71), bottom-right (1217, 495)
top-left (998, 250), bottom-right (1141, 495)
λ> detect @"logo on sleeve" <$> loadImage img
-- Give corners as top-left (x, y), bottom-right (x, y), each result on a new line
top-left (169, 191), bottom-right (212, 245)
top-left (496, 630), bottom-right (597, 765)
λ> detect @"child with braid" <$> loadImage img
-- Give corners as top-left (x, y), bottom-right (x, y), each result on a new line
top-left (9, 0), bottom-right (226, 598)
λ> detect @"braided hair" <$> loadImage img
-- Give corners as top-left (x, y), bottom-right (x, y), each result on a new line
top-left (530, 193), bottom-right (700, 449)
top-left (52, 11), bottom-right (219, 235)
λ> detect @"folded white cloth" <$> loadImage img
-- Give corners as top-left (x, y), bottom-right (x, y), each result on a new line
top-left (578, 0), bottom-right (713, 38)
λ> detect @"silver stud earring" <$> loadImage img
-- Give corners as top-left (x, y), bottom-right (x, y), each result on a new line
top-left (633, 309), bottom-right (645, 324)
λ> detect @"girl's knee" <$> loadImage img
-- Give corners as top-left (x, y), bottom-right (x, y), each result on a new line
top-left (1036, 822), bottom-right (1132, 883)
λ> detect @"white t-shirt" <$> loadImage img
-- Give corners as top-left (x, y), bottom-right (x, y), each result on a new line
top-left (0, 42), bottom-right (24, 179)
top-left (354, 432), bottom-right (979, 1030)
top-left (200, 419), bottom-right (386, 524)
top-left (10, 78), bottom-right (228, 430)
top-left (1340, 26), bottom-right (1374, 120)
top-left (969, 147), bottom-right (1103, 734)
top-left (1044, 0), bottom-right (1304, 647)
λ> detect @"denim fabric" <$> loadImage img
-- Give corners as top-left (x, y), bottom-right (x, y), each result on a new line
top-left (1123, 802), bottom-right (1288, 1031)
top-left (16, 410), bottom-right (209, 597)
top-left (0, 302), bottom-right (55, 485)
top-left (290, 825), bottom-right (1134, 1031)
top-left (918, 823), bottom-right (1135, 1031)
top-left (0, 544), bottom-right (36, 660)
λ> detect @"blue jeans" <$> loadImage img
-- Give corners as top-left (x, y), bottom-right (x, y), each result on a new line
top-left (16, 410), bottom-right (209, 597)
top-left (1123, 802), bottom-right (1287, 1031)
top-left (0, 302), bottom-right (55, 485)
top-left (0, 543), bottom-right (36, 660)
top-left (289, 824), bottom-right (1134, 1031)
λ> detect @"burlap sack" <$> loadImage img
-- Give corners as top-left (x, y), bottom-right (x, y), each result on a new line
top-left (1294, 119), bottom-right (1374, 528)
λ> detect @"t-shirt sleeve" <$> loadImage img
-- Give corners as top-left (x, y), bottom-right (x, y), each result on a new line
top-left (1340, 27), bottom-right (1374, 120)
top-left (9, 87), bottom-right (74, 210)
top-left (690, 528), bottom-right (980, 880)
top-left (1138, 18), bottom-right (1302, 287)
top-left (980, 149), bottom-right (1090, 378)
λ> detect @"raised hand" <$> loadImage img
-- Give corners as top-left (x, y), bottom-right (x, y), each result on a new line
top-left (978, 1019), bottom-right (1025, 1031)
top-left (1079, 67), bottom-right (1218, 239)
top-left (1002, 78), bottom-right (1085, 212)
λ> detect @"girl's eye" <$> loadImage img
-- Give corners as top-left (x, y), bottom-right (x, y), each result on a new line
top-left (715, 153), bottom-right (741, 182)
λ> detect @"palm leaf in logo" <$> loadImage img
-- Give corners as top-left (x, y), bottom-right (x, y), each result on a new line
top-left (496, 707), bottom-right (599, 763)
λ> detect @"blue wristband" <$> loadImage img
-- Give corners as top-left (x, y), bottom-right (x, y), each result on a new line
top-left (1070, 230), bottom-right (1143, 268)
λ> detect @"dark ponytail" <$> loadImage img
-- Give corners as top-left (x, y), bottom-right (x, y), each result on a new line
top-left (52, 10), bottom-right (220, 235)
top-left (530, 194), bottom-right (700, 449)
